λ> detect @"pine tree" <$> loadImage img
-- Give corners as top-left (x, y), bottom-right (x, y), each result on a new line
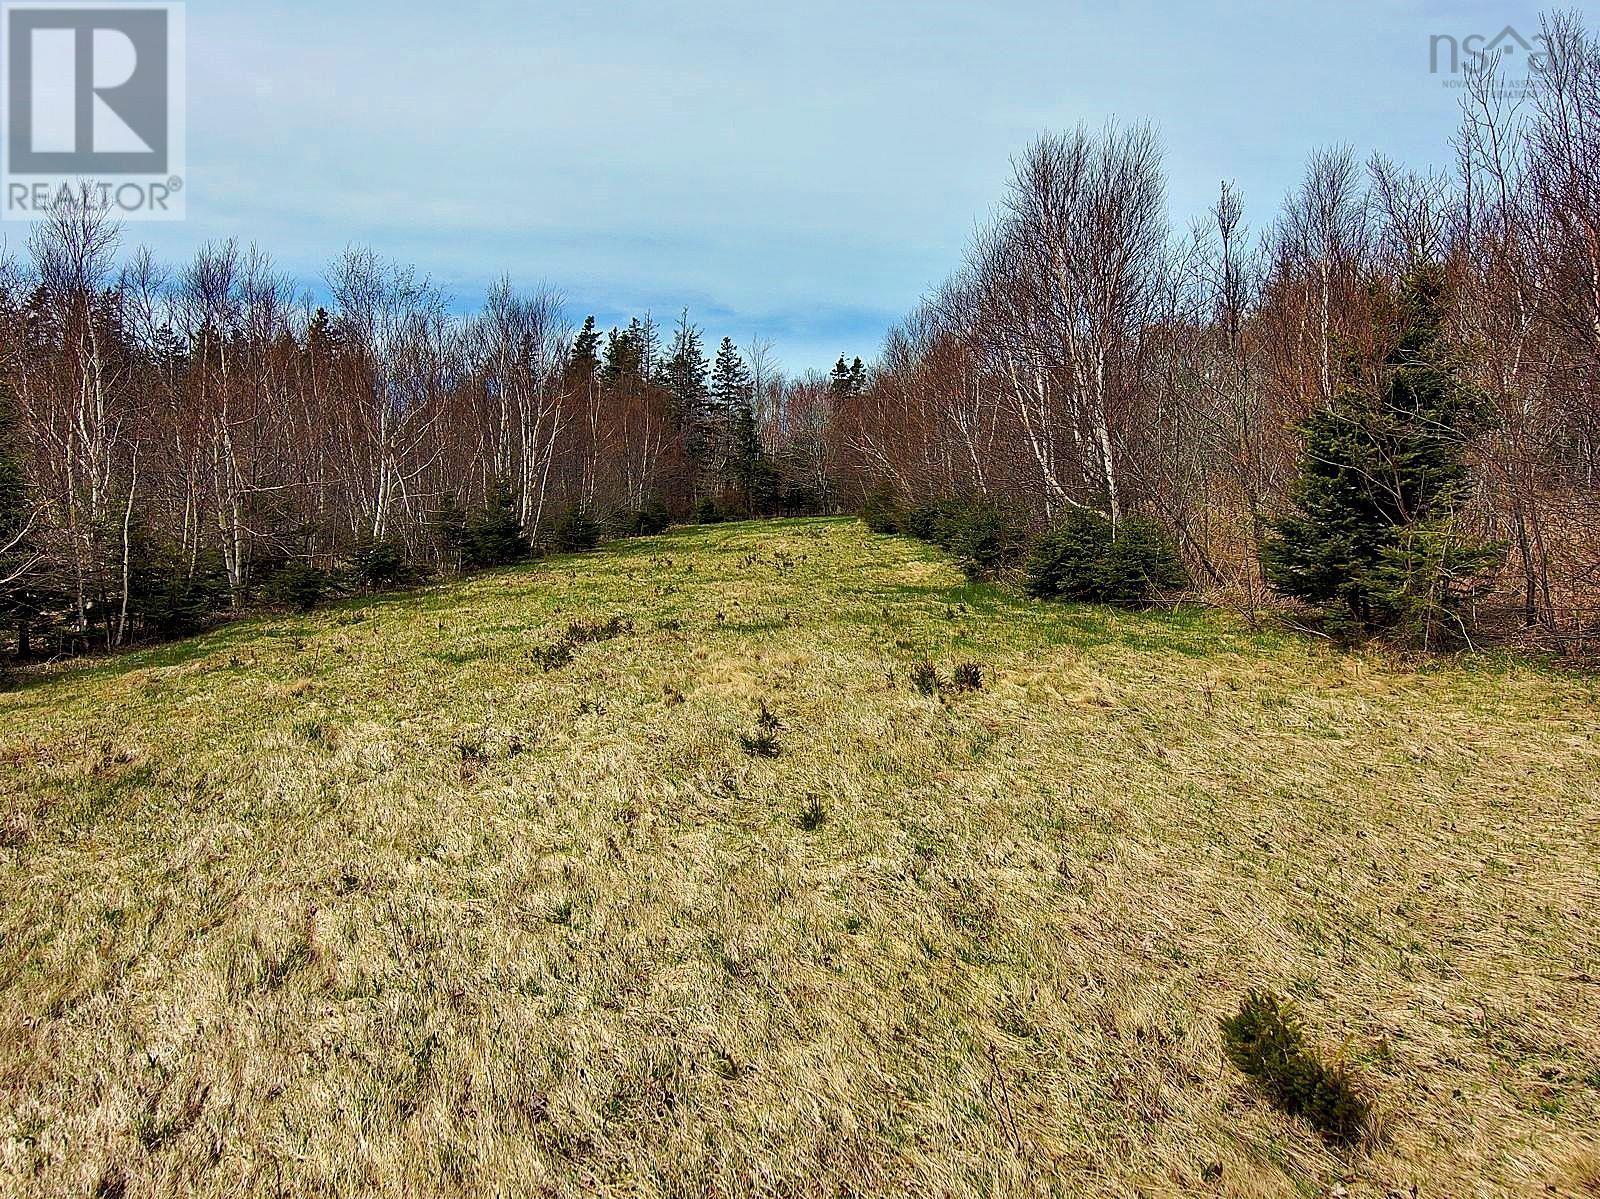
top-left (1262, 266), bottom-right (1499, 643)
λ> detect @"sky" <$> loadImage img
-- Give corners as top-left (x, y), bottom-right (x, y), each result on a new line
top-left (0, 0), bottom-right (1572, 373)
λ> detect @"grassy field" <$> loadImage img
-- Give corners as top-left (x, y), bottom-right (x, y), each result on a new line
top-left (1, 517), bottom-right (1597, 1198)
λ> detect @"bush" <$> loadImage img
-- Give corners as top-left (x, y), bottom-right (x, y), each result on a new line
top-left (909, 660), bottom-right (942, 696)
top-left (692, 496), bottom-right (725, 525)
top-left (266, 563), bottom-right (332, 613)
top-left (945, 503), bottom-right (1028, 581)
top-left (464, 481), bottom-right (529, 568)
top-left (1095, 517), bottom-right (1189, 604)
top-left (129, 539), bottom-right (230, 639)
top-left (905, 499), bottom-right (962, 547)
top-left (950, 661), bottom-right (984, 692)
top-left (613, 500), bottom-right (671, 536)
top-left (552, 506), bottom-right (602, 552)
top-left (353, 539), bottom-right (409, 588)
top-left (739, 701), bottom-right (782, 757)
top-left (1025, 510), bottom-right (1114, 600)
top-left (1220, 990), bottom-right (1369, 1146)
top-left (430, 495), bottom-right (470, 570)
top-left (859, 483), bottom-right (903, 534)
top-left (1026, 511), bottom-right (1187, 606)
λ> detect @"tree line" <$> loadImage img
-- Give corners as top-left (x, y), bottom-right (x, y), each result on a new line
top-left (0, 210), bottom-right (865, 658)
top-left (834, 11), bottom-right (1600, 648)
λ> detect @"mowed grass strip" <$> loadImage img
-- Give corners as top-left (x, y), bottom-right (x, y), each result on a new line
top-left (1, 518), bottom-right (1597, 1197)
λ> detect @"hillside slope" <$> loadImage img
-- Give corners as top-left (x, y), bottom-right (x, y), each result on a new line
top-left (2, 518), bottom-right (1597, 1197)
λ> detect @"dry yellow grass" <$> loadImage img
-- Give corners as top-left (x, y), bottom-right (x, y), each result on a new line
top-left (1, 517), bottom-right (1597, 1197)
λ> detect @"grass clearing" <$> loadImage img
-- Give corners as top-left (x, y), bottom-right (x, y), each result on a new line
top-left (2, 517), bottom-right (1598, 1196)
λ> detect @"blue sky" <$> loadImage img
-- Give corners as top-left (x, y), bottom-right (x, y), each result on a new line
top-left (3, 0), bottom-right (1563, 372)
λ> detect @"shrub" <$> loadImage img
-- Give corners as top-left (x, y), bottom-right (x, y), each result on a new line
top-left (552, 506), bottom-right (602, 553)
top-left (905, 499), bottom-right (962, 547)
top-left (1025, 510), bottom-right (1114, 600)
top-left (859, 483), bottom-right (904, 534)
top-left (613, 500), bottom-right (671, 537)
top-left (798, 794), bottom-right (826, 831)
top-left (565, 615), bottom-right (633, 644)
top-left (430, 495), bottom-right (470, 570)
top-left (1220, 990), bottom-right (1369, 1146)
top-left (353, 539), bottom-right (408, 588)
top-left (464, 481), bottom-right (529, 568)
top-left (267, 563), bottom-right (331, 613)
top-left (1026, 511), bottom-right (1187, 606)
top-left (692, 496), bottom-right (725, 525)
top-left (1094, 517), bottom-right (1189, 604)
top-left (945, 503), bottom-right (1028, 581)
top-left (530, 639), bottom-right (574, 672)
top-left (950, 661), bottom-right (984, 692)
top-left (129, 539), bottom-right (229, 638)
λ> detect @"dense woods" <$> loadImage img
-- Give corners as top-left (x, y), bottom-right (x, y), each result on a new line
top-left (2, 10), bottom-right (1597, 660)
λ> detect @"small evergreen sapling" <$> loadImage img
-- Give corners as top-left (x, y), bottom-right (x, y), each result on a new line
top-left (1220, 990), bottom-right (1369, 1146)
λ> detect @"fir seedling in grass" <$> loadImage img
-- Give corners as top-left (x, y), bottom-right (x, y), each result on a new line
top-left (1220, 990), bottom-right (1370, 1147)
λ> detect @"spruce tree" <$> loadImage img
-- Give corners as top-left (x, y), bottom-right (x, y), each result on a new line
top-left (660, 313), bottom-right (713, 485)
top-left (464, 480), bottom-right (529, 568)
top-left (710, 337), bottom-right (762, 507)
top-left (569, 316), bottom-right (601, 385)
top-left (1262, 266), bottom-right (1499, 643)
top-left (709, 337), bottom-right (750, 419)
top-left (603, 317), bottom-right (655, 384)
top-left (660, 313), bottom-right (710, 416)
top-left (828, 355), bottom-right (852, 398)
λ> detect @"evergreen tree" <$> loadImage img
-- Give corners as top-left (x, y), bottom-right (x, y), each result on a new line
top-left (603, 317), bottom-right (655, 384)
top-left (660, 312), bottom-right (710, 412)
top-left (828, 355), bottom-right (852, 398)
top-left (1262, 266), bottom-right (1499, 643)
top-left (464, 480), bottom-right (529, 568)
top-left (430, 493), bottom-right (470, 572)
top-left (828, 355), bottom-right (867, 401)
top-left (730, 400), bottom-right (773, 516)
top-left (660, 312), bottom-right (713, 484)
top-left (709, 337), bottom-right (750, 418)
top-left (709, 337), bottom-right (768, 510)
top-left (568, 315), bottom-right (601, 385)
